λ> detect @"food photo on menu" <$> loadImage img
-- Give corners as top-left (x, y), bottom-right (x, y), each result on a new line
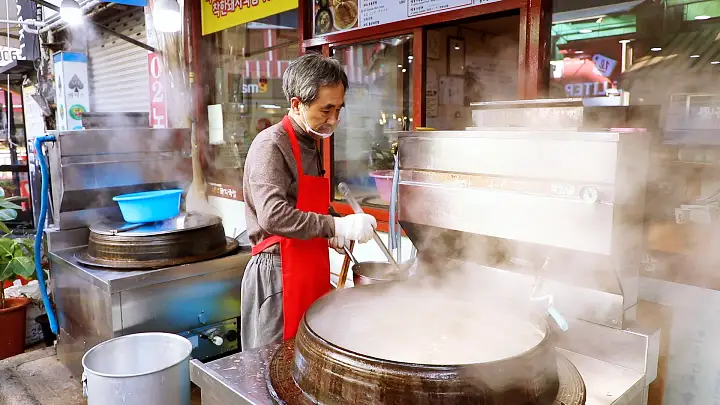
top-left (314, 0), bottom-right (359, 35)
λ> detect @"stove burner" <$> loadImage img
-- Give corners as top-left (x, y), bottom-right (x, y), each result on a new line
top-left (266, 340), bottom-right (586, 405)
top-left (75, 212), bottom-right (239, 270)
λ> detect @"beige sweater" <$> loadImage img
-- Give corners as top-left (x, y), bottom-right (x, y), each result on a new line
top-left (243, 117), bottom-right (335, 252)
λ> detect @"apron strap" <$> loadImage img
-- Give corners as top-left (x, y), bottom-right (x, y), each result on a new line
top-left (252, 235), bottom-right (281, 255)
top-left (282, 116), bottom-right (305, 178)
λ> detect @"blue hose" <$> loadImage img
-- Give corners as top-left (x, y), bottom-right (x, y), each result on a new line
top-left (33, 135), bottom-right (58, 334)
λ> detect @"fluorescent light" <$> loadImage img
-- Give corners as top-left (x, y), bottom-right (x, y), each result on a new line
top-left (60, 0), bottom-right (83, 26)
top-left (711, 61), bottom-right (720, 65)
top-left (691, 54), bottom-right (700, 58)
top-left (579, 29), bottom-right (593, 34)
top-left (651, 47), bottom-right (662, 52)
top-left (153, 0), bottom-right (182, 33)
top-left (260, 104), bottom-right (282, 109)
top-left (695, 15), bottom-right (711, 20)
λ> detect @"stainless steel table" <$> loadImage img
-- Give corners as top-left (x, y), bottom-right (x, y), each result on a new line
top-left (191, 345), bottom-right (278, 405)
top-left (190, 344), bottom-right (648, 405)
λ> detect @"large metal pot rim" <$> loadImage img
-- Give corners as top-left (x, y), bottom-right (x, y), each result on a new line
top-left (302, 290), bottom-right (552, 368)
top-left (82, 332), bottom-right (192, 378)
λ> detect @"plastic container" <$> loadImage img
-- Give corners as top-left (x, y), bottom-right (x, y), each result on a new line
top-left (82, 332), bottom-right (192, 405)
top-left (369, 170), bottom-right (393, 202)
top-left (0, 297), bottom-right (30, 360)
top-left (112, 189), bottom-right (183, 223)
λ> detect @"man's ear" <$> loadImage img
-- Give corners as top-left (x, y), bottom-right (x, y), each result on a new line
top-left (289, 97), bottom-right (302, 114)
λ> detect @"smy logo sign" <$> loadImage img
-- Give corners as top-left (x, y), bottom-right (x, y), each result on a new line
top-left (243, 78), bottom-right (268, 94)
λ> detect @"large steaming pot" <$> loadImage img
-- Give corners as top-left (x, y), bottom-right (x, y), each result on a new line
top-left (268, 284), bottom-right (585, 405)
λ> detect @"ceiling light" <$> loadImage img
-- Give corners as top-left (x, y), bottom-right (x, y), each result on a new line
top-left (695, 15), bottom-right (711, 20)
top-left (711, 61), bottom-right (720, 65)
top-left (454, 46), bottom-right (460, 50)
top-left (691, 54), bottom-right (700, 58)
top-left (579, 29), bottom-right (593, 34)
top-left (398, 64), bottom-right (402, 68)
top-left (575, 50), bottom-right (584, 54)
top-left (651, 47), bottom-right (662, 52)
top-left (408, 56), bottom-right (414, 60)
top-left (153, 0), bottom-right (182, 33)
top-left (402, 68), bottom-right (407, 73)
top-left (619, 39), bottom-right (631, 44)
top-left (60, 0), bottom-right (83, 26)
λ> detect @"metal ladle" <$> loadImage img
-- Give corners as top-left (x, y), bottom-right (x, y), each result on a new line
top-left (337, 182), bottom-right (402, 273)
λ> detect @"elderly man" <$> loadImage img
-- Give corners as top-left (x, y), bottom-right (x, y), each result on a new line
top-left (240, 53), bottom-right (376, 350)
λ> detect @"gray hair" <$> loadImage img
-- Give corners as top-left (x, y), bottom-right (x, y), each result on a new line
top-left (282, 53), bottom-right (349, 104)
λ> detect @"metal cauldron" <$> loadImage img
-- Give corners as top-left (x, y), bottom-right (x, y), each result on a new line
top-left (290, 285), bottom-right (562, 405)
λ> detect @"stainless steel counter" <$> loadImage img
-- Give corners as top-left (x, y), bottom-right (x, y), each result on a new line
top-left (50, 246), bottom-right (251, 293)
top-left (50, 246), bottom-right (252, 378)
top-left (190, 344), bottom-right (648, 405)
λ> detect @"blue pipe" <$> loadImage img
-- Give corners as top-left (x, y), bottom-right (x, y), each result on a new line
top-left (33, 135), bottom-right (58, 334)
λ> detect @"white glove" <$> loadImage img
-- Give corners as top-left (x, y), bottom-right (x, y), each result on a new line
top-left (328, 236), bottom-right (350, 254)
top-left (333, 214), bottom-right (376, 244)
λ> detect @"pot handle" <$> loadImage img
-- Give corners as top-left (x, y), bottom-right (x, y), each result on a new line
top-left (81, 372), bottom-right (88, 398)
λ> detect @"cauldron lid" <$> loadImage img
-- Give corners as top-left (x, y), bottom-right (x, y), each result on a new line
top-left (90, 212), bottom-right (221, 237)
top-left (266, 340), bottom-right (586, 405)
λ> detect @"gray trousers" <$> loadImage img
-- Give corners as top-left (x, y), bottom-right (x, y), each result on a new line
top-left (240, 253), bottom-right (283, 351)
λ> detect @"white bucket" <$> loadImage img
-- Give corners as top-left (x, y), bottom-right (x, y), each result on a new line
top-left (81, 332), bottom-right (193, 405)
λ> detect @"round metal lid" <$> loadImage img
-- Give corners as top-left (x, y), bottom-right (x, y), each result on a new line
top-left (90, 212), bottom-right (222, 237)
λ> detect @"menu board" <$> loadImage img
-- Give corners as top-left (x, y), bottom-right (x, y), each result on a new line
top-left (313, 0), bottom-right (500, 36)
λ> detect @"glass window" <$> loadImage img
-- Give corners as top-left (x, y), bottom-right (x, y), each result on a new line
top-left (424, 13), bottom-right (520, 130)
top-left (331, 35), bottom-right (414, 209)
top-left (202, 11), bottom-right (300, 199)
top-left (547, 1), bottom-right (720, 286)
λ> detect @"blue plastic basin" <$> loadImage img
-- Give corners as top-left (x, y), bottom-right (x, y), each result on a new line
top-left (112, 189), bottom-right (183, 223)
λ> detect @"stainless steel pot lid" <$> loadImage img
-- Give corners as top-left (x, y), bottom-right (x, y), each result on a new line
top-left (90, 212), bottom-right (222, 236)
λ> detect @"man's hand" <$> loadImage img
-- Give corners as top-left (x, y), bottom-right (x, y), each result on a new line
top-left (333, 214), bottom-right (377, 243)
top-left (328, 236), bottom-right (350, 254)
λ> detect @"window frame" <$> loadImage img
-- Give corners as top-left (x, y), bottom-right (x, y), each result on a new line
top-left (298, 0), bottom-right (552, 230)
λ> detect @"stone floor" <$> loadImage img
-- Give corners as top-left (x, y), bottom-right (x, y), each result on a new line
top-left (0, 345), bottom-right (202, 405)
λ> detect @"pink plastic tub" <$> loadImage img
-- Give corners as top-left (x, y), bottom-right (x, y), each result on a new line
top-left (369, 170), bottom-right (393, 202)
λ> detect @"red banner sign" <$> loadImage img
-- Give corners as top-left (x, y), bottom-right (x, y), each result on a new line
top-left (148, 52), bottom-right (168, 128)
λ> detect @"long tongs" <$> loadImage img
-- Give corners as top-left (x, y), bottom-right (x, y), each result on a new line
top-left (337, 182), bottom-right (401, 273)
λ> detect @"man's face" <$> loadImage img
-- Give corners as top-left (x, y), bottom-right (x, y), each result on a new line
top-left (294, 83), bottom-right (345, 137)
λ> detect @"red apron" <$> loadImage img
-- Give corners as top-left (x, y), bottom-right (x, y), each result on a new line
top-left (251, 116), bottom-right (331, 340)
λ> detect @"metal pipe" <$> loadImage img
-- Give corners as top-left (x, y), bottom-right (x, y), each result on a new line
top-left (90, 21), bottom-right (156, 52)
top-left (337, 182), bottom-right (401, 271)
top-left (0, 19), bottom-right (45, 27)
top-left (35, 0), bottom-right (156, 52)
